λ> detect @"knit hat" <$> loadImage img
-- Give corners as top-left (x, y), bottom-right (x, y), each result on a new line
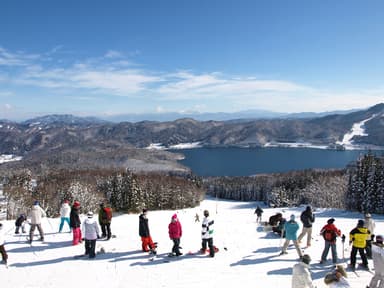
top-left (301, 254), bottom-right (311, 264)
top-left (142, 208), bottom-right (148, 213)
top-left (376, 235), bottom-right (383, 244)
top-left (87, 211), bottom-right (93, 218)
top-left (290, 214), bottom-right (295, 221)
top-left (357, 219), bottom-right (365, 227)
top-left (172, 214), bottom-right (177, 220)
top-left (73, 201), bottom-right (80, 208)
top-left (327, 218), bottom-right (335, 224)
top-left (34, 200), bottom-right (39, 206)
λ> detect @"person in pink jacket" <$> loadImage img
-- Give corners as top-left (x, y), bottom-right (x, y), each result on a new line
top-left (168, 214), bottom-right (182, 257)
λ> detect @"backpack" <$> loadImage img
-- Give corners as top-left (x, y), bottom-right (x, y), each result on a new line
top-left (322, 229), bottom-right (337, 241)
top-left (104, 207), bottom-right (112, 221)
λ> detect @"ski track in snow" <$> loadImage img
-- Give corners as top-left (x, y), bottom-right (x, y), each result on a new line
top-left (1, 198), bottom-right (383, 288)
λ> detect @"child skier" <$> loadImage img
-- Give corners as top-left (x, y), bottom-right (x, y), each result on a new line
top-left (201, 210), bottom-right (215, 257)
top-left (168, 213), bottom-right (182, 256)
top-left (70, 201), bottom-right (82, 245)
top-left (280, 214), bottom-right (303, 259)
top-left (349, 219), bottom-right (370, 271)
top-left (15, 213), bottom-right (27, 234)
top-left (59, 200), bottom-right (71, 233)
top-left (28, 200), bottom-right (46, 243)
top-left (82, 211), bottom-right (100, 259)
top-left (139, 209), bottom-right (156, 254)
top-left (320, 218), bottom-right (342, 264)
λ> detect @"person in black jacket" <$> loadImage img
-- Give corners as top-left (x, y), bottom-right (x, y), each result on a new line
top-left (297, 206), bottom-right (315, 247)
top-left (139, 209), bottom-right (156, 254)
top-left (69, 201), bottom-right (82, 245)
top-left (15, 213), bottom-right (27, 234)
top-left (254, 206), bottom-right (264, 223)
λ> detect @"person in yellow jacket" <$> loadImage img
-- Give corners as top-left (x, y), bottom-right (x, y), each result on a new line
top-left (349, 219), bottom-right (370, 271)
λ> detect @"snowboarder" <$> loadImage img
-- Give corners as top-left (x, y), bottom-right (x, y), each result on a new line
top-left (291, 254), bottom-right (315, 288)
top-left (320, 218), bottom-right (341, 264)
top-left (139, 208), bottom-right (156, 253)
top-left (201, 209), bottom-right (215, 257)
top-left (59, 200), bottom-right (71, 233)
top-left (349, 219), bottom-right (370, 271)
top-left (69, 201), bottom-right (82, 245)
top-left (98, 203), bottom-right (112, 240)
top-left (280, 214), bottom-right (303, 259)
top-left (364, 213), bottom-right (376, 259)
top-left (297, 206), bottom-right (315, 247)
top-left (82, 211), bottom-right (100, 259)
top-left (0, 223), bottom-right (8, 265)
top-left (168, 213), bottom-right (182, 256)
top-left (254, 206), bottom-right (264, 223)
top-left (28, 200), bottom-right (46, 243)
top-left (324, 265), bottom-right (350, 287)
top-left (367, 235), bottom-right (384, 288)
top-left (15, 213), bottom-right (27, 234)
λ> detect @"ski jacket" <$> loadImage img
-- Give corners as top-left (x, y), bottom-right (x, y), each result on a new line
top-left (372, 243), bottom-right (384, 276)
top-left (201, 216), bottom-right (214, 239)
top-left (320, 224), bottom-right (341, 244)
top-left (139, 214), bottom-right (151, 237)
top-left (70, 207), bottom-right (81, 228)
top-left (364, 218), bottom-right (375, 240)
top-left (60, 203), bottom-right (71, 218)
top-left (300, 210), bottom-right (315, 228)
top-left (15, 214), bottom-right (27, 226)
top-left (168, 219), bottom-right (182, 239)
top-left (82, 217), bottom-right (100, 240)
top-left (349, 226), bottom-right (370, 248)
top-left (291, 262), bottom-right (315, 288)
top-left (255, 207), bottom-right (263, 216)
top-left (29, 204), bottom-right (46, 225)
top-left (99, 207), bottom-right (112, 224)
top-left (284, 220), bottom-right (299, 240)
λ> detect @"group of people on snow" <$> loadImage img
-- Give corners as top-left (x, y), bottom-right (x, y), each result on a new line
top-left (266, 205), bottom-right (383, 288)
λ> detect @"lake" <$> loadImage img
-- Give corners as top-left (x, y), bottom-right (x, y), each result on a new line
top-left (173, 147), bottom-right (383, 177)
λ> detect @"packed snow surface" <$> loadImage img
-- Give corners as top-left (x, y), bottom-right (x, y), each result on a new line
top-left (1, 198), bottom-right (383, 288)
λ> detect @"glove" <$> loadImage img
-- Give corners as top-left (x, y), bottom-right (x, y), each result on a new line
top-left (349, 241), bottom-right (352, 245)
top-left (97, 235), bottom-right (101, 239)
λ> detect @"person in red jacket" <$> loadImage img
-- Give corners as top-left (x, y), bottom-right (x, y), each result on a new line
top-left (320, 218), bottom-right (342, 264)
top-left (168, 213), bottom-right (183, 257)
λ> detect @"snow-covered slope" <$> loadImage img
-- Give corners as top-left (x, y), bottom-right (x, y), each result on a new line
top-left (1, 198), bottom-right (382, 288)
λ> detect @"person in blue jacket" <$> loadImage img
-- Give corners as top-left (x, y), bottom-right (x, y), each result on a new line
top-left (280, 214), bottom-right (303, 259)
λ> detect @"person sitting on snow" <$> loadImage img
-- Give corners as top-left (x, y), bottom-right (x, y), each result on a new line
top-left (324, 265), bottom-right (350, 287)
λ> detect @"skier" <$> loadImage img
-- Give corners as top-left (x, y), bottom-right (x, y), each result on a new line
top-left (69, 201), bottom-right (82, 245)
top-left (98, 203), bottom-right (112, 240)
top-left (0, 223), bottom-right (8, 265)
top-left (280, 214), bottom-right (303, 259)
top-left (59, 200), bottom-right (71, 233)
top-left (364, 213), bottom-right (376, 259)
top-left (168, 213), bottom-right (182, 256)
top-left (367, 235), bottom-right (384, 288)
top-left (349, 219), bottom-right (370, 271)
top-left (82, 211), bottom-right (100, 259)
top-left (291, 254), bottom-right (315, 288)
top-left (139, 208), bottom-right (156, 254)
top-left (324, 265), bottom-right (350, 287)
top-left (201, 209), bottom-right (215, 257)
top-left (320, 218), bottom-right (341, 264)
top-left (28, 200), bottom-right (46, 244)
top-left (254, 206), bottom-right (264, 223)
top-left (297, 206), bottom-right (315, 247)
top-left (15, 213), bottom-right (27, 234)
top-left (194, 212), bottom-right (200, 223)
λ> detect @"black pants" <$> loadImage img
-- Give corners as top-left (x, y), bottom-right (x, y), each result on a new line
top-left (202, 238), bottom-right (215, 257)
top-left (100, 223), bottom-right (111, 239)
top-left (350, 246), bottom-right (368, 267)
top-left (172, 238), bottom-right (181, 255)
top-left (0, 244), bottom-right (8, 262)
top-left (365, 240), bottom-right (372, 258)
top-left (84, 239), bottom-right (97, 258)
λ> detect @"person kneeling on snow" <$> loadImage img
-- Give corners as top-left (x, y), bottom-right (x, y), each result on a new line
top-left (324, 265), bottom-right (350, 288)
top-left (292, 254), bottom-right (315, 288)
top-left (82, 211), bottom-right (100, 259)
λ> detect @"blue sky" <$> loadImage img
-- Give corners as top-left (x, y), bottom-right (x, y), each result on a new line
top-left (1, 0), bottom-right (384, 121)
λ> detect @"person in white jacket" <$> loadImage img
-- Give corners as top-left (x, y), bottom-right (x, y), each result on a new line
top-left (0, 223), bottom-right (8, 265)
top-left (368, 235), bottom-right (384, 288)
top-left (292, 254), bottom-right (316, 288)
top-left (365, 213), bottom-right (376, 259)
top-left (28, 200), bottom-right (46, 244)
top-left (82, 211), bottom-right (100, 259)
top-left (59, 200), bottom-right (71, 233)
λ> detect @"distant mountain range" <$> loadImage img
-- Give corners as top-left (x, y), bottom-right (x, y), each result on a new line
top-left (0, 103), bottom-right (383, 173)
